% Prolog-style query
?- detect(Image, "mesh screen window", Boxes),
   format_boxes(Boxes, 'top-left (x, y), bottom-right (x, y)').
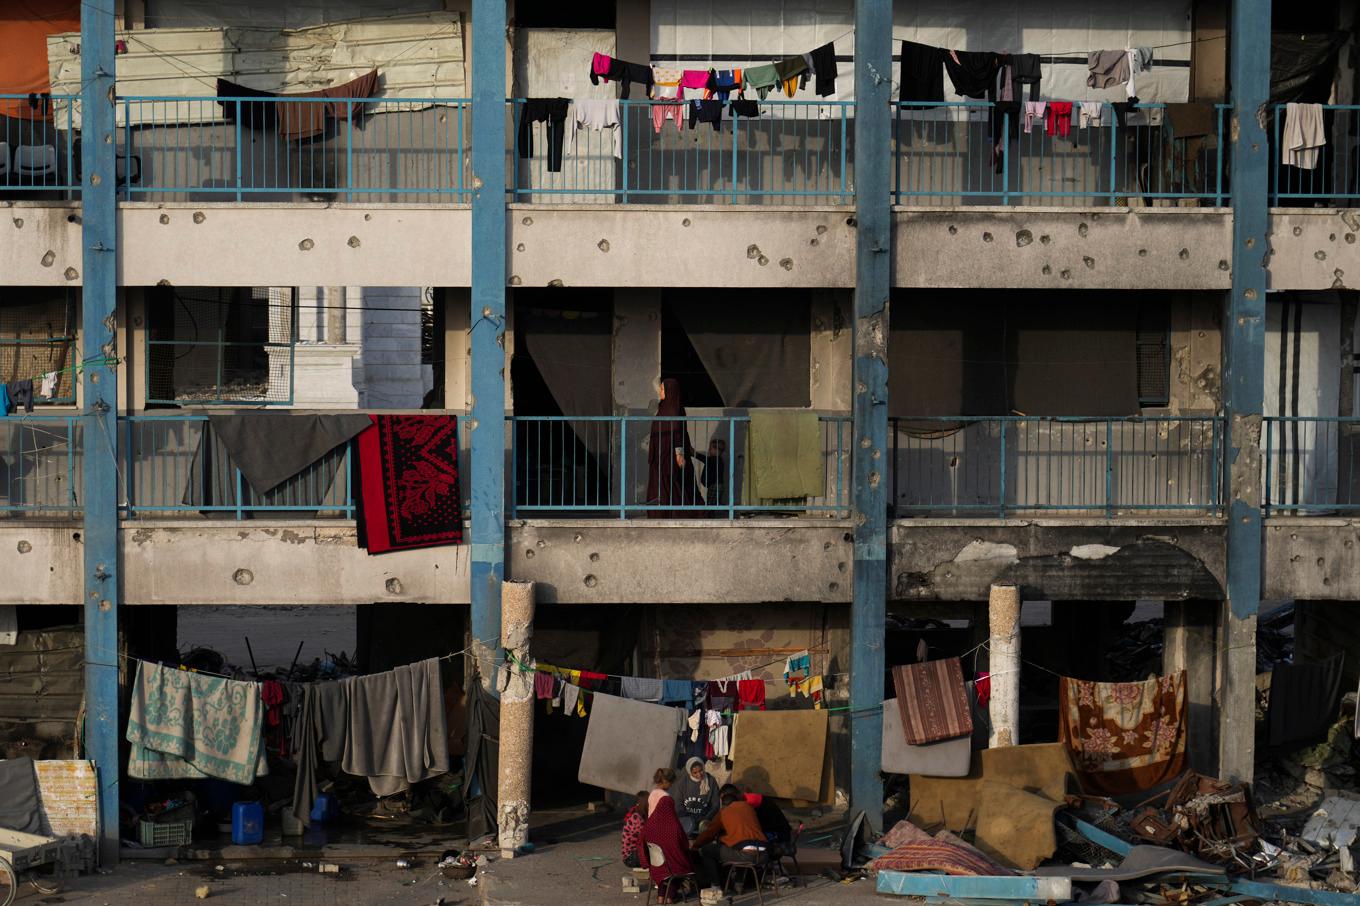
top-left (0, 290), bottom-right (78, 404)
top-left (146, 287), bottom-right (296, 405)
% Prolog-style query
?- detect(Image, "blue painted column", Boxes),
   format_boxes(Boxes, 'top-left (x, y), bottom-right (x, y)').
top-left (849, 0), bottom-right (893, 831)
top-left (79, 0), bottom-right (121, 864)
top-left (468, 0), bottom-right (507, 691)
top-left (1220, 0), bottom-right (1270, 782)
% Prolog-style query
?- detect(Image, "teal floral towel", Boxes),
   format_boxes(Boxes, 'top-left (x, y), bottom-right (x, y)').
top-left (127, 661), bottom-right (266, 784)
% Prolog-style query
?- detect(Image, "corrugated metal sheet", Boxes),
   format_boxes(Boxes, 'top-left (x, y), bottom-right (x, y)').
top-left (48, 12), bottom-right (464, 128)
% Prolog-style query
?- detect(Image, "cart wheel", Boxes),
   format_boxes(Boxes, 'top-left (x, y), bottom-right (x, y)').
top-left (29, 874), bottom-right (60, 895)
top-left (0, 856), bottom-right (15, 906)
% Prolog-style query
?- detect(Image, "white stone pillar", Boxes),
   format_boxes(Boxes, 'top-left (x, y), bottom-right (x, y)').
top-left (498, 579), bottom-right (535, 858)
top-left (988, 584), bottom-right (1021, 748)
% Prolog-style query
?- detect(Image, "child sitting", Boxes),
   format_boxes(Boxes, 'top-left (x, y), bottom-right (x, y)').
top-left (620, 790), bottom-right (648, 867)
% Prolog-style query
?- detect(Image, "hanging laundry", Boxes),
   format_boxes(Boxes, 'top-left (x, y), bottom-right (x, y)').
top-left (891, 657), bottom-right (972, 745)
top-left (534, 670), bottom-right (555, 700)
top-left (651, 67), bottom-right (684, 100)
top-left (621, 676), bottom-right (664, 702)
top-left (590, 53), bottom-right (653, 99)
top-left (1079, 102), bottom-right (1108, 129)
top-left (290, 677), bottom-right (350, 824)
top-left (573, 98), bottom-right (622, 158)
top-left (1283, 102), bottom-right (1326, 169)
top-left (342, 658), bottom-right (449, 798)
top-left (944, 50), bottom-right (1000, 100)
top-left (355, 415), bottom-right (462, 554)
top-left (737, 678), bottom-right (766, 711)
top-left (681, 69), bottom-right (713, 95)
top-left (1045, 101), bottom-right (1074, 138)
top-left (1086, 50), bottom-right (1130, 90)
top-left (707, 679), bottom-right (738, 712)
top-left (1023, 101), bottom-right (1048, 134)
top-left (900, 41), bottom-right (945, 104)
top-left (705, 69), bottom-right (743, 103)
top-left (743, 63), bottom-right (780, 100)
top-left (710, 720), bottom-right (731, 758)
top-left (772, 55), bottom-right (810, 98)
top-left (729, 99), bottom-right (760, 119)
top-left (39, 372), bottom-right (58, 399)
top-left (6, 380), bottom-right (33, 414)
top-left (1009, 53), bottom-right (1042, 101)
top-left (689, 99), bottom-right (724, 132)
top-left (0, 385), bottom-right (9, 417)
top-left (808, 42), bottom-right (837, 97)
top-left (974, 672), bottom-right (992, 708)
top-left (661, 679), bottom-right (691, 705)
top-left (784, 650), bottom-right (811, 687)
top-left (562, 682), bottom-right (581, 716)
top-left (216, 71), bottom-right (379, 141)
top-left (517, 97), bottom-right (570, 172)
top-left (1058, 671), bottom-right (1187, 795)
top-left (1124, 47), bottom-right (1153, 99)
top-left (725, 670), bottom-right (753, 682)
top-left (651, 100), bottom-right (685, 134)
top-left (127, 661), bottom-right (266, 785)
top-left (690, 680), bottom-right (708, 710)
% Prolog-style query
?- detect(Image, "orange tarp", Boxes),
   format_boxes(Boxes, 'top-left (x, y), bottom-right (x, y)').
top-left (0, 1), bottom-right (81, 120)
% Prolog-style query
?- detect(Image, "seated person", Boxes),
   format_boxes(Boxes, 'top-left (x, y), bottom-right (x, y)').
top-left (672, 757), bottom-right (719, 835)
top-left (639, 797), bottom-right (697, 904)
top-left (743, 791), bottom-right (792, 845)
top-left (690, 786), bottom-right (765, 888)
top-left (621, 790), bottom-right (648, 868)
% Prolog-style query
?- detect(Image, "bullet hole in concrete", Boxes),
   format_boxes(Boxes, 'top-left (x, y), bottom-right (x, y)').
top-left (845, 216), bottom-right (857, 227)
top-left (1077, 222), bottom-right (1089, 237)
top-left (947, 225), bottom-right (958, 235)
top-left (1329, 233), bottom-right (1337, 241)
top-left (1219, 259), bottom-right (1230, 271)
top-left (829, 582), bottom-right (839, 592)
top-left (548, 278), bottom-right (564, 286)
top-left (159, 213), bottom-right (170, 225)
top-left (298, 238), bottom-right (314, 251)
top-left (90, 174), bottom-right (101, 186)
top-left (522, 216), bottom-right (533, 226)
top-left (589, 552), bottom-right (600, 562)
top-left (1083, 256), bottom-right (1095, 270)
top-left (1346, 234), bottom-right (1356, 244)
top-left (1315, 250), bottom-right (1327, 261)
top-left (66, 213), bottom-right (80, 224)
top-left (1317, 557), bottom-right (1325, 567)
top-left (780, 258), bottom-right (793, 271)
top-left (1138, 248), bottom-right (1148, 257)
top-left (537, 539), bottom-right (547, 548)
top-left (100, 600), bottom-right (111, 612)
top-left (1060, 268), bottom-right (1072, 280)
top-left (838, 562), bottom-right (847, 573)
top-left (73, 532), bottom-right (81, 542)
top-left (1292, 226), bottom-right (1303, 236)
top-left (233, 568), bottom-right (254, 586)
top-left (1245, 288), bottom-right (1258, 300)
top-left (11, 218), bottom-right (22, 229)
top-left (810, 238), bottom-right (819, 246)
top-left (1015, 229), bottom-right (1033, 247)
top-left (681, 218), bottom-right (692, 227)
top-left (823, 541), bottom-right (832, 551)
top-left (510, 275), bottom-right (522, 285)
top-left (364, 213), bottom-right (372, 221)
top-left (1324, 577), bottom-right (1331, 586)
top-left (747, 244), bottom-right (761, 259)
top-left (1042, 264), bottom-right (1052, 275)
top-left (525, 549), bottom-right (535, 558)
top-left (757, 255), bottom-right (769, 266)
top-left (516, 243), bottom-right (525, 252)
top-left (347, 236), bottom-right (361, 248)
top-left (1040, 235), bottom-right (1051, 245)
top-left (860, 437), bottom-right (871, 448)
top-left (868, 470), bottom-right (880, 488)
top-left (386, 577), bottom-right (404, 595)
top-left (1245, 237), bottom-right (1255, 248)
top-left (583, 574), bottom-right (598, 588)
top-left (982, 232), bottom-right (993, 242)
top-left (63, 267), bottom-right (78, 280)
top-left (40, 250), bottom-right (55, 267)
top-left (157, 278), bottom-right (172, 286)
top-left (597, 239), bottom-right (610, 253)
top-left (1178, 248), bottom-right (1190, 260)
top-left (872, 448), bottom-right (881, 459)
top-left (16, 540), bottom-right (31, 554)
top-left (193, 211), bottom-right (205, 224)
top-left (843, 532), bottom-right (853, 543)
top-left (817, 225), bottom-right (827, 235)
top-left (573, 533), bottom-right (583, 543)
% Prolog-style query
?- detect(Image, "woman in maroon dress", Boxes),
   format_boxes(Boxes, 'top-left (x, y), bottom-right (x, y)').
top-left (645, 378), bottom-right (703, 517)
top-left (638, 794), bottom-right (697, 901)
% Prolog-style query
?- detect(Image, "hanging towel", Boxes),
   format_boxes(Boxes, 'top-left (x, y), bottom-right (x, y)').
top-left (808, 42), bottom-right (837, 97)
top-left (356, 415), bottom-right (462, 554)
top-left (1267, 653), bottom-right (1345, 747)
top-left (745, 410), bottom-right (824, 501)
top-left (737, 679), bottom-right (766, 711)
top-left (622, 676), bottom-right (665, 702)
top-left (944, 50), bottom-right (999, 100)
top-left (342, 658), bottom-right (449, 797)
top-left (205, 412), bottom-right (372, 496)
top-left (662, 679), bottom-right (692, 705)
top-left (573, 98), bottom-right (622, 158)
top-left (1058, 671), bottom-right (1187, 795)
top-left (1086, 50), bottom-right (1130, 90)
top-left (900, 41), bottom-right (945, 104)
top-left (651, 67), bottom-right (684, 100)
top-left (790, 674), bottom-right (824, 708)
top-left (891, 657), bottom-right (972, 745)
top-left (39, 371), bottom-right (59, 399)
top-left (1283, 102), bottom-right (1326, 169)
top-left (127, 661), bottom-right (266, 784)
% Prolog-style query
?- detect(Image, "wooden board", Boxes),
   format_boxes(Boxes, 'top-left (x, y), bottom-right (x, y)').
top-left (729, 710), bottom-right (828, 800)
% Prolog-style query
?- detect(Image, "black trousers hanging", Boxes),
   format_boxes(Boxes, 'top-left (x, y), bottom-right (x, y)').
top-left (517, 98), bottom-right (570, 172)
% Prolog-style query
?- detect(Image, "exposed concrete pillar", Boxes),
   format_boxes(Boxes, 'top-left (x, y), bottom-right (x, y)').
top-left (612, 288), bottom-right (662, 415)
top-left (443, 287), bottom-right (472, 410)
top-left (810, 290), bottom-right (852, 411)
top-left (1163, 600), bottom-right (1218, 774)
top-left (987, 584), bottom-right (1020, 748)
top-left (1219, 0), bottom-right (1271, 784)
top-left (498, 580), bottom-right (535, 858)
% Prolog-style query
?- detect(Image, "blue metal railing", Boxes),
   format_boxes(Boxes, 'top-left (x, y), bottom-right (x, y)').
top-left (890, 415), bottom-right (1223, 518)
top-left (120, 414), bottom-right (354, 518)
top-left (1270, 104), bottom-right (1360, 205)
top-left (1263, 416), bottom-right (1360, 513)
top-left (0, 416), bottom-right (81, 515)
top-left (893, 102), bottom-right (1228, 206)
top-left (509, 98), bottom-right (853, 204)
top-left (118, 96), bottom-right (470, 201)
top-left (0, 96), bottom-right (79, 194)
top-left (510, 414), bottom-right (851, 518)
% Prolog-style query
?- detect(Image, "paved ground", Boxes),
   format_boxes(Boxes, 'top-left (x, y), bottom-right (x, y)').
top-left (20, 807), bottom-right (886, 906)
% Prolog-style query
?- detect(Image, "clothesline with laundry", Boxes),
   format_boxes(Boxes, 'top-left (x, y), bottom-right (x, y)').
top-left (0, 354), bottom-right (120, 415)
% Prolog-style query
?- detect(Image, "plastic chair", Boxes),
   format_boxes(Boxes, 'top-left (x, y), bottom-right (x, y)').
top-left (14, 145), bottom-right (57, 184)
top-left (0, 142), bottom-right (11, 179)
top-left (722, 839), bottom-right (778, 904)
top-left (644, 842), bottom-right (696, 905)
top-left (774, 823), bottom-right (804, 885)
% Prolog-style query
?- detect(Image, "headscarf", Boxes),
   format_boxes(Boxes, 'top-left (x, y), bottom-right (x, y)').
top-left (684, 756), bottom-right (711, 796)
top-left (656, 377), bottom-right (686, 417)
top-left (639, 795), bottom-right (695, 888)
top-left (647, 787), bottom-right (670, 816)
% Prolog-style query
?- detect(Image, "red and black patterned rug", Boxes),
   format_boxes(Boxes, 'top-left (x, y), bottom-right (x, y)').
top-left (356, 415), bottom-right (462, 554)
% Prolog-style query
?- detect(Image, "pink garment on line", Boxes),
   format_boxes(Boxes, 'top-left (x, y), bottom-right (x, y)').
top-left (681, 69), bottom-right (711, 91)
top-left (1023, 101), bottom-right (1047, 134)
top-left (652, 100), bottom-right (685, 133)
top-left (1045, 101), bottom-right (1073, 138)
top-left (592, 52), bottom-right (613, 79)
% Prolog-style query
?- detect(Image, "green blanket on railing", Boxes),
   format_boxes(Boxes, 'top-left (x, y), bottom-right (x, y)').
top-left (743, 410), bottom-right (824, 504)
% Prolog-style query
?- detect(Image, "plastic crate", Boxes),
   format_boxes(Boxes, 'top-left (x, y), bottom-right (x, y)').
top-left (138, 816), bottom-right (192, 847)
